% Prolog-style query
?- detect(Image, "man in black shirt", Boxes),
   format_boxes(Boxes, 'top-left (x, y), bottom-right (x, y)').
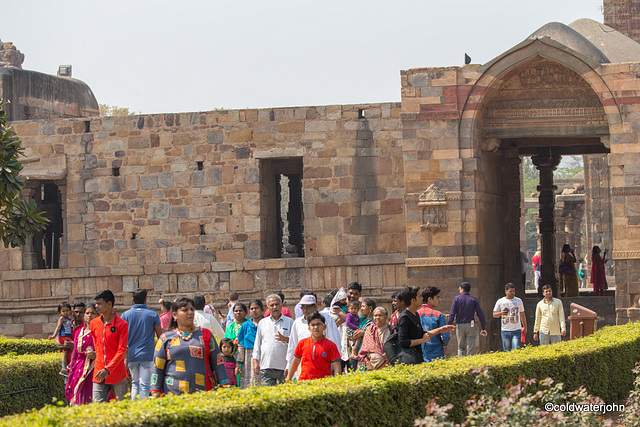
top-left (397, 286), bottom-right (454, 364)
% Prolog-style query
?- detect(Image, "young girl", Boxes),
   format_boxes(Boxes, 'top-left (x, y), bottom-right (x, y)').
top-left (220, 338), bottom-right (238, 387)
top-left (346, 300), bottom-right (362, 370)
top-left (49, 302), bottom-right (73, 375)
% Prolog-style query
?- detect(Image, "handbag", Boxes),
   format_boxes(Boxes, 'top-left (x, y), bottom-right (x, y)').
top-left (383, 332), bottom-right (422, 365)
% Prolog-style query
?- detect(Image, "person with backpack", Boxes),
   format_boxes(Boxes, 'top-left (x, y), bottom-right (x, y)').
top-left (150, 297), bottom-right (229, 396)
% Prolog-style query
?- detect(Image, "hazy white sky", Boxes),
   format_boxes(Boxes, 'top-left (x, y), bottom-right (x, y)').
top-left (4, 0), bottom-right (603, 114)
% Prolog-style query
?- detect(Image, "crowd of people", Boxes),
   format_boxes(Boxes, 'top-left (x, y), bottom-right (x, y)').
top-left (531, 244), bottom-right (609, 294)
top-left (50, 275), bottom-right (579, 406)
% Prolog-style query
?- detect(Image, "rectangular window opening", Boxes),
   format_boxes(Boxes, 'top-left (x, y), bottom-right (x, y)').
top-left (260, 158), bottom-right (304, 258)
top-left (112, 167), bottom-right (120, 176)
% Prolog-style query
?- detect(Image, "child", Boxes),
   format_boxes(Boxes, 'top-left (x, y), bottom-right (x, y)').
top-left (48, 302), bottom-right (73, 375)
top-left (345, 300), bottom-right (362, 370)
top-left (220, 338), bottom-right (238, 387)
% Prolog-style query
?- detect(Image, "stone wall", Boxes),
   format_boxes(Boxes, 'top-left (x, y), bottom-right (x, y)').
top-left (0, 103), bottom-right (408, 337)
top-left (604, 0), bottom-right (640, 44)
top-left (0, 67), bottom-right (99, 121)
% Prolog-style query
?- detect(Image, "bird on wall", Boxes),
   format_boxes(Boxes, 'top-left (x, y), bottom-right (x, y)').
top-left (464, 53), bottom-right (471, 64)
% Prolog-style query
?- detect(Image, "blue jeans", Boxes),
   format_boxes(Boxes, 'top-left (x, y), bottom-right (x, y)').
top-left (501, 330), bottom-right (521, 351)
top-left (129, 360), bottom-right (153, 400)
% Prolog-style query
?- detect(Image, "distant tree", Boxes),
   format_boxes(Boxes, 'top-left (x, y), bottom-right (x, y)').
top-left (0, 102), bottom-right (49, 247)
top-left (99, 104), bottom-right (137, 117)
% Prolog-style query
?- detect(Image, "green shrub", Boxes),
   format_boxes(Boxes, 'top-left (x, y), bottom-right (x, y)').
top-left (0, 322), bottom-right (639, 426)
top-left (415, 367), bottom-right (618, 426)
top-left (0, 336), bottom-right (58, 356)
top-left (0, 352), bottom-right (64, 417)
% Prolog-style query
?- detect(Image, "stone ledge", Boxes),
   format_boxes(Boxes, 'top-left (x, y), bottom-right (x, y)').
top-left (305, 253), bottom-right (406, 268)
top-left (406, 256), bottom-right (503, 267)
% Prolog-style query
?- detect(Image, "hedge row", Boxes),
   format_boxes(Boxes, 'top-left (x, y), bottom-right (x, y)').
top-left (0, 352), bottom-right (64, 417)
top-left (0, 336), bottom-right (58, 356)
top-left (1, 322), bottom-right (639, 426)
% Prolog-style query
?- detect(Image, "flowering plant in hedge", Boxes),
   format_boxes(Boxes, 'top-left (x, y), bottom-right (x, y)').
top-left (415, 366), bottom-right (616, 426)
top-left (0, 322), bottom-right (639, 426)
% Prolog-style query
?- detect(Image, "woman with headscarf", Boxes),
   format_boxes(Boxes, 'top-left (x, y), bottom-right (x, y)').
top-left (235, 299), bottom-right (264, 389)
top-left (358, 306), bottom-right (390, 370)
top-left (559, 244), bottom-right (579, 297)
top-left (591, 246), bottom-right (608, 296)
top-left (65, 303), bottom-right (99, 405)
top-left (150, 297), bottom-right (229, 397)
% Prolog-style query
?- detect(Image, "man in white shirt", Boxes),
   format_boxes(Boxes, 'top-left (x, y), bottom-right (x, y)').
top-left (492, 283), bottom-right (527, 351)
top-left (193, 294), bottom-right (225, 340)
top-left (533, 284), bottom-right (566, 345)
top-left (252, 294), bottom-right (293, 386)
top-left (286, 294), bottom-right (341, 372)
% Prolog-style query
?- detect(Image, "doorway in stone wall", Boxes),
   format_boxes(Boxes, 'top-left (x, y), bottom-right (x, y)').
top-left (476, 58), bottom-right (614, 299)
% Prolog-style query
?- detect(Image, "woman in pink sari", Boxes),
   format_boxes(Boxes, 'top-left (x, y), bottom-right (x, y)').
top-left (358, 307), bottom-right (390, 370)
top-left (65, 303), bottom-right (99, 405)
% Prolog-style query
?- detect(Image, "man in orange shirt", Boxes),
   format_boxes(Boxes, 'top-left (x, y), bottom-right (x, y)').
top-left (286, 311), bottom-right (341, 381)
top-left (90, 289), bottom-right (129, 402)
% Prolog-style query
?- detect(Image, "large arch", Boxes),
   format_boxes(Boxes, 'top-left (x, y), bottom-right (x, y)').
top-left (458, 35), bottom-right (617, 305)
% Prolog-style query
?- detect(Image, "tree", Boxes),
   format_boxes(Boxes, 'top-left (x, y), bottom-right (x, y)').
top-left (0, 101), bottom-right (49, 247)
top-left (99, 104), bottom-right (137, 116)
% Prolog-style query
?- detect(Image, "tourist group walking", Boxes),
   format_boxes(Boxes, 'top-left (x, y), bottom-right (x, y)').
top-left (53, 273), bottom-right (575, 405)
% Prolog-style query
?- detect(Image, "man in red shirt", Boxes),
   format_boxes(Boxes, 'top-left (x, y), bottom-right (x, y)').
top-left (90, 289), bottom-right (129, 402)
top-left (286, 311), bottom-right (341, 381)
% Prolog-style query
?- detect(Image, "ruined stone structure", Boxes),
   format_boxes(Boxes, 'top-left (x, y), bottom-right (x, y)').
top-left (2, 5), bottom-right (640, 352)
top-left (0, 41), bottom-right (98, 122)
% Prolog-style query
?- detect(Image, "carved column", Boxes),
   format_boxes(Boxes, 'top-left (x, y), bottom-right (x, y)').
top-left (565, 215), bottom-right (576, 253)
top-left (532, 153), bottom-right (561, 296)
top-left (556, 214), bottom-right (567, 256)
top-left (21, 185), bottom-right (39, 270)
top-left (504, 149), bottom-right (523, 294)
top-left (532, 211), bottom-right (542, 252)
top-left (58, 183), bottom-right (68, 269)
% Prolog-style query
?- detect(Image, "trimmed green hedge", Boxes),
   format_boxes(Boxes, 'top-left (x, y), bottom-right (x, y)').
top-left (1, 322), bottom-right (639, 426)
top-left (0, 352), bottom-right (64, 417)
top-left (0, 336), bottom-right (58, 356)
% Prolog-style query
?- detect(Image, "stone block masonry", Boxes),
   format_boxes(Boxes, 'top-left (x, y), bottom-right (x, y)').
top-left (0, 103), bottom-right (407, 338)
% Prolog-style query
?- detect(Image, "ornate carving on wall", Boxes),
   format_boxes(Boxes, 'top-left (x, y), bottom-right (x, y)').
top-left (405, 256), bottom-right (503, 267)
top-left (612, 251), bottom-right (640, 260)
top-left (418, 184), bottom-right (447, 230)
top-left (483, 61), bottom-right (607, 131)
top-left (611, 186), bottom-right (640, 196)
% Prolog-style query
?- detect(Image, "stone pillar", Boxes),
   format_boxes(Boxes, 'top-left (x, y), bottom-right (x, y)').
top-left (504, 149), bottom-right (524, 295)
top-left (565, 216), bottom-right (576, 253)
top-left (556, 213), bottom-right (567, 257)
top-left (532, 211), bottom-right (542, 252)
top-left (20, 186), bottom-right (39, 270)
top-left (58, 184), bottom-right (68, 269)
top-left (532, 153), bottom-right (561, 296)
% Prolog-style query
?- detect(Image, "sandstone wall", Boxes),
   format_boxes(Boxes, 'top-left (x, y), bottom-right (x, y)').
top-left (0, 103), bottom-right (407, 338)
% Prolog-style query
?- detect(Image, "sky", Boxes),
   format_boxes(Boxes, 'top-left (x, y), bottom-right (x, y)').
top-left (4, 0), bottom-right (603, 115)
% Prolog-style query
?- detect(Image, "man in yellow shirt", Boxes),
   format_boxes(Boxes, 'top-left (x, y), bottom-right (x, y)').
top-left (533, 284), bottom-right (566, 345)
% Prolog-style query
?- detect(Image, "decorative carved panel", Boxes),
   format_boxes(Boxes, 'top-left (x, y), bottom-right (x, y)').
top-left (418, 184), bottom-right (447, 230)
top-left (483, 61), bottom-right (607, 133)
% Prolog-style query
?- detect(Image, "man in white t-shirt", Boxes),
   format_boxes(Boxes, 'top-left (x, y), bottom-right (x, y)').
top-left (492, 283), bottom-right (526, 351)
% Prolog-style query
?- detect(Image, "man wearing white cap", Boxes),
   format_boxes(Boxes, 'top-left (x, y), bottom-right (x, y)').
top-left (285, 294), bottom-right (341, 375)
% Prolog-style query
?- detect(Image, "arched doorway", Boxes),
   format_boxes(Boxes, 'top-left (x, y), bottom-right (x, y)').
top-left (470, 55), bottom-right (614, 301)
